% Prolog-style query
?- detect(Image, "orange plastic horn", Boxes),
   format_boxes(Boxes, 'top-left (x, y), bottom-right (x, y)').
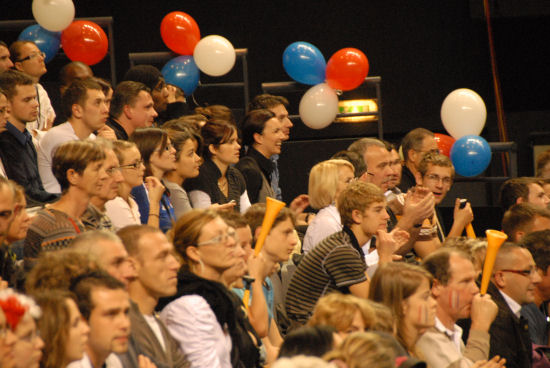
top-left (243, 197), bottom-right (286, 310)
top-left (479, 229), bottom-right (508, 295)
top-left (465, 223), bottom-right (476, 239)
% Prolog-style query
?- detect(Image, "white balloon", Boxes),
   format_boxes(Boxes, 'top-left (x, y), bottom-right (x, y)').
top-left (299, 83), bottom-right (339, 130)
top-left (32, 0), bottom-right (75, 32)
top-left (193, 35), bottom-right (236, 77)
top-left (440, 88), bottom-right (487, 139)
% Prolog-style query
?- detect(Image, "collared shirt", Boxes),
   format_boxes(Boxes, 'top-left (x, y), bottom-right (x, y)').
top-left (434, 317), bottom-right (464, 353)
top-left (499, 289), bottom-right (522, 318)
top-left (6, 121), bottom-right (32, 145)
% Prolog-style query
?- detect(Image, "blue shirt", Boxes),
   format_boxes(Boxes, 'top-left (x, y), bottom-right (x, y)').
top-left (131, 183), bottom-right (176, 233)
top-left (233, 277), bottom-right (274, 323)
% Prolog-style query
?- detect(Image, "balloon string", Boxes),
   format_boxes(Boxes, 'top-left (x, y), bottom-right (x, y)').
top-left (483, 0), bottom-right (509, 176)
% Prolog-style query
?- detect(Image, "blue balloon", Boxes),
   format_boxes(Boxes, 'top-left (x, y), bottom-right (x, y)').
top-left (450, 135), bottom-right (492, 177)
top-left (18, 25), bottom-right (60, 63)
top-left (283, 41), bottom-right (326, 85)
top-left (162, 56), bottom-right (200, 96)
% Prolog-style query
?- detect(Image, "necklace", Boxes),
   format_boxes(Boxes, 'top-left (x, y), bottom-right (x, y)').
top-left (218, 178), bottom-right (228, 189)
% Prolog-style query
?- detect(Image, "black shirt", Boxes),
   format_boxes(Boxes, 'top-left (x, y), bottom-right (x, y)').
top-left (106, 117), bottom-right (129, 140)
top-left (235, 148), bottom-right (274, 204)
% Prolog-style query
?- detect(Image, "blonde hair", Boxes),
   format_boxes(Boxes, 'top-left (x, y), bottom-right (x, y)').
top-left (309, 160), bottom-right (354, 209)
top-left (337, 181), bottom-right (385, 228)
top-left (323, 332), bottom-right (396, 368)
top-left (308, 293), bottom-right (375, 333)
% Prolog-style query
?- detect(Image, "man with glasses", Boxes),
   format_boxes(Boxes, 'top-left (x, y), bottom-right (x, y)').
top-left (37, 78), bottom-right (109, 193)
top-left (487, 243), bottom-right (541, 368)
top-left (0, 70), bottom-right (58, 206)
top-left (10, 40), bottom-right (55, 133)
top-left (107, 81), bottom-right (157, 140)
top-left (414, 152), bottom-right (473, 258)
top-left (399, 128), bottom-right (439, 193)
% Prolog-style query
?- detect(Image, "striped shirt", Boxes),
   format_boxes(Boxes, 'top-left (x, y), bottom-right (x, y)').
top-left (285, 227), bottom-right (368, 325)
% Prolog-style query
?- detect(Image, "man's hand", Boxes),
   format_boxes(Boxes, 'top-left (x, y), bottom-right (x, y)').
top-left (376, 228), bottom-right (409, 264)
top-left (453, 198), bottom-right (474, 228)
top-left (471, 356), bottom-right (506, 368)
top-left (400, 187), bottom-right (435, 228)
top-left (289, 194), bottom-right (309, 215)
top-left (247, 253), bottom-right (268, 281)
top-left (470, 294), bottom-right (498, 332)
top-left (138, 355), bottom-right (157, 368)
top-left (97, 125), bottom-right (117, 141)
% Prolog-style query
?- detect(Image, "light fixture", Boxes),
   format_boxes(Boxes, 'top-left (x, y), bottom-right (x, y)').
top-left (336, 99), bottom-right (378, 123)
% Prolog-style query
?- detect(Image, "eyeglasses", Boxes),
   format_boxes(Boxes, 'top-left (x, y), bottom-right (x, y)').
top-left (119, 160), bottom-right (144, 170)
top-left (425, 174), bottom-right (452, 185)
top-left (105, 166), bottom-right (123, 176)
top-left (197, 228), bottom-right (236, 247)
top-left (16, 51), bottom-right (45, 62)
top-left (500, 268), bottom-right (538, 278)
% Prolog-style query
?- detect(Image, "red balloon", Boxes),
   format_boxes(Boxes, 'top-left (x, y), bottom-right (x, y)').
top-left (434, 133), bottom-right (456, 157)
top-left (160, 11), bottom-right (200, 55)
top-left (325, 48), bottom-right (369, 91)
top-left (61, 21), bottom-right (108, 66)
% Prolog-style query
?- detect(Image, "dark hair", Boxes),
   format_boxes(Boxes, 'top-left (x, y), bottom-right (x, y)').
top-left (110, 81), bottom-right (151, 119)
top-left (117, 224), bottom-right (161, 257)
top-left (499, 177), bottom-right (538, 210)
top-left (69, 270), bottom-right (126, 320)
top-left (421, 248), bottom-right (472, 285)
top-left (0, 69), bottom-right (34, 100)
top-left (163, 115), bottom-right (205, 134)
top-left (52, 140), bottom-right (106, 192)
top-left (90, 76), bottom-right (112, 96)
top-left (401, 128), bottom-right (434, 162)
top-left (241, 109), bottom-right (275, 147)
top-left (195, 105), bottom-right (236, 125)
top-left (0, 41), bottom-right (7, 48)
top-left (501, 202), bottom-right (550, 241)
top-left (201, 119), bottom-right (237, 159)
top-left (520, 229), bottom-right (550, 273)
top-left (278, 325), bottom-right (335, 359)
top-left (165, 127), bottom-right (203, 160)
top-left (9, 40), bottom-right (33, 63)
top-left (122, 65), bottom-right (163, 91)
top-left (248, 94), bottom-right (289, 111)
top-left (332, 150), bottom-right (367, 178)
top-left (130, 127), bottom-right (169, 177)
top-left (61, 78), bottom-right (103, 118)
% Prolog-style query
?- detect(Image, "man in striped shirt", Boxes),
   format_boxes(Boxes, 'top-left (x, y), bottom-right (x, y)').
top-left (285, 181), bottom-right (408, 326)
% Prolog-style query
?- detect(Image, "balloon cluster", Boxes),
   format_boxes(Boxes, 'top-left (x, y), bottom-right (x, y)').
top-left (282, 41), bottom-right (369, 129)
top-left (437, 88), bottom-right (492, 177)
top-left (22, 0), bottom-right (108, 66)
top-left (159, 11), bottom-right (236, 96)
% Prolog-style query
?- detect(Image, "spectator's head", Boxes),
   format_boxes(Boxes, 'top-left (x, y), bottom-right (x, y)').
top-left (130, 127), bottom-right (176, 177)
top-left (309, 293), bottom-right (375, 340)
top-left (112, 140), bottom-right (146, 190)
top-left (0, 69), bottom-right (38, 125)
top-left (492, 243), bottom-right (541, 305)
top-left (323, 331), bottom-right (396, 368)
top-left (422, 248), bottom-right (478, 323)
top-left (520, 230), bottom-right (550, 304)
top-left (195, 105), bottom-right (236, 126)
top-left (165, 127), bottom-right (202, 181)
top-left (278, 325), bottom-right (335, 359)
top-left (241, 109), bottom-right (284, 159)
top-left (0, 41), bottom-right (14, 72)
top-left (415, 152), bottom-right (454, 205)
top-left (244, 203), bottom-right (297, 262)
top-left (501, 202), bottom-right (550, 243)
top-left (0, 289), bottom-right (44, 368)
top-left (52, 140), bottom-right (107, 194)
top-left (536, 150), bottom-right (550, 178)
top-left (248, 94), bottom-right (292, 140)
top-left (0, 177), bottom-right (16, 243)
top-left (70, 230), bottom-right (137, 287)
top-left (33, 290), bottom-right (89, 368)
top-left (442, 237), bottom-right (487, 276)
top-left (384, 141), bottom-right (402, 189)
top-left (308, 159), bottom-right (355, 209)
top-left (59, 61), bottom-right (93, 95)
top-left (91, 139), bottom-right (124, 203)
top-left (218, 211), bottom-right (253, 260)
top-left (10, 40), bottom-right (46, 81)
top-left (401, 128), bottom-right (437, 169)
top-left (90, 77), bottom-right (113, 111)
top-left (0, 89), bottom-right (9, 133)
top-left (369, 262), bottom-right (435, 351)
top-left (61, 78), bottom-right (108, 132)
top-left (110, 81), bottom-right (157, 132)
top-left (201, 120), bottom-right (240, 166)
top-left (163, 114), bottom-right (207, 132)
top-left (122, 65), bottom-right (168, 113)
top-left (5, 181), bottom-right (31, 244)
top-left (500, 177), bottom-right (549, 210)
top-left (337, 181), bottom-right (387, 237)
top-left (118, 225), bottom-right (180, 299)
top-left (69, 271), bottom-right (130, 360)
top-left (331, 150), bottom-right (367, 179)
top-left (348, 138), bottom-right (394, 191)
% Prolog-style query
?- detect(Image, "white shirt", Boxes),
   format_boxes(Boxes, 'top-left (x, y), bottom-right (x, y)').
top-left (105, 196), bottom-right (141, 231)
top-left (143, 314), bottom-right (166, 352)
top-left (28, 83), bottom-right (55, 132)
top-left (302, 204), bottom-right (342, 253)
top-left (66, 352), bottom-right (122, 368)
top-left (361, 238), bottom-right (380, 277)
top-left (37, 122), bottom-right (95, 193)
top-left (434, 316), bottom-right (464, 353)
top-left (160, 294), bottom-right (232, 368)
top-left (188, 189), bottom-right (252, 214)
top-left (499, 289), bottom-right (522, 318)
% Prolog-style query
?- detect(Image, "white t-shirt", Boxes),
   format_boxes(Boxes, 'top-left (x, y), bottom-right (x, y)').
top-left (143, 314), bottom-right (167, 352)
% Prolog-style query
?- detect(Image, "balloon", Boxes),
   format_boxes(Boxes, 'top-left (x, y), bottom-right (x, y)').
top-left (61, 21), bottom-right (108, 65)
top-left (441, 88), bottom-right (487, 139)
top-left (32, 0), bottom-right (75, 32)
top-left (160, 12), bottom-right (200, 55)
top-left (450, 135), bottom-right (491, 177)
top-left (299, 83), bottom-right (339, 129)
top-left (18, 25), bottom-right (60, 63)
top-left (326, 48), bottom-right (369, 91)
top-left (193, 35), bottom-right (236, 77)
top-left (162, 56), bottom-right (200, 96)
top-left (434, 133), bottom-right (455, 158)
top-left (282, 42), bottom-right (326, 85)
